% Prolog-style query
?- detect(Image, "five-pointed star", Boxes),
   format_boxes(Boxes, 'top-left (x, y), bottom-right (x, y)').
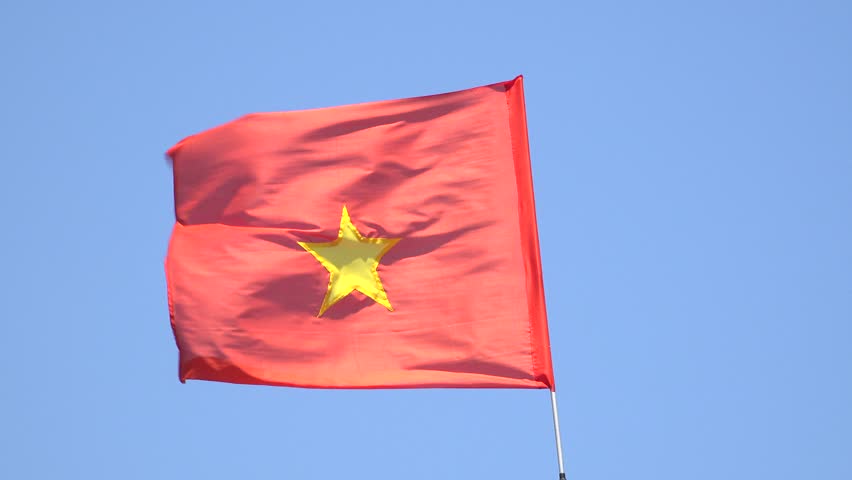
top-left (298, 206), bottom-right (400, 317)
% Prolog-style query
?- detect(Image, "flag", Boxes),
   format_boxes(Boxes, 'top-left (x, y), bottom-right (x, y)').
top-left (166, 76), bottom-right (554, 389)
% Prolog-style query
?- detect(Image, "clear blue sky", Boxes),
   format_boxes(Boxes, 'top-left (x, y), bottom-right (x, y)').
top-left (2, 1), bottom-right (850, 479)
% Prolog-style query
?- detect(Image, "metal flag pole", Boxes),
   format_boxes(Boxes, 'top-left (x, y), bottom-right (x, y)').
top-left (550, 390), bottom-right (567, 480)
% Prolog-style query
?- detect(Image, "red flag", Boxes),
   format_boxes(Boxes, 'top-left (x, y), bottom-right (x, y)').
top-left (166, 76), bottom-right (554, 389)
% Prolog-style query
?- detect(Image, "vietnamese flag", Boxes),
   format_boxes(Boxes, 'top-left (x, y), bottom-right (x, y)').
top-left (166, 76), bottom-right (554, 389)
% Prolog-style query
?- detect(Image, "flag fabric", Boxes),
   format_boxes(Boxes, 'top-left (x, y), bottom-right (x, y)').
top-left (166, 76), bottom-right (554, 389)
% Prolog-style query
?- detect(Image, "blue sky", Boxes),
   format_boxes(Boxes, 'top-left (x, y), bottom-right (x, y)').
top-left (2, 1), bottom-right (851, 479)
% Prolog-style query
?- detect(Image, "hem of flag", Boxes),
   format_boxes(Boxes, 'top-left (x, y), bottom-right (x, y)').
top-left (504, 75), bottom-right (555, 391)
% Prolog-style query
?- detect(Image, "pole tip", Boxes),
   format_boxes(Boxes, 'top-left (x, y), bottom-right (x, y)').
top-left (559, 474), bottom-right (566, 480)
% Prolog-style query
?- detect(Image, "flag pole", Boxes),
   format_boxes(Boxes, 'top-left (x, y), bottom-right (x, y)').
top-left (550, 390), bottom-right (567, 480)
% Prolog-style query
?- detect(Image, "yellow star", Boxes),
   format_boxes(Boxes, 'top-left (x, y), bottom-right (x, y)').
top-left (298, 206), bottom-right (400, 317)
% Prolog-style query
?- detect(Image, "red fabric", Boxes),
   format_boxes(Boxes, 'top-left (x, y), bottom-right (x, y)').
top-left (166, 76), bottom-right (554, 389)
